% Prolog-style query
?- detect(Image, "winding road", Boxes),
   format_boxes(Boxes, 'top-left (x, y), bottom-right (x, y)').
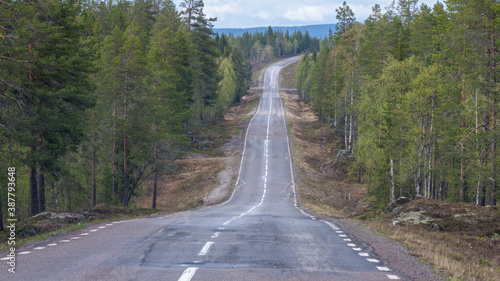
top-left (1, 57), bottom-right (406, 280)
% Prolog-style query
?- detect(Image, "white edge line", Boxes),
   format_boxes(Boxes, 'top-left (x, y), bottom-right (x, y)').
top-left (178, 267), bottom-right (198, 281)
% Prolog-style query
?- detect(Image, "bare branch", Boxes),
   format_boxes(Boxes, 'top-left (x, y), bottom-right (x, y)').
top-left (439, 124), bottom-right (486, 161)
top-left (0, 56), bottom-right (30, 63)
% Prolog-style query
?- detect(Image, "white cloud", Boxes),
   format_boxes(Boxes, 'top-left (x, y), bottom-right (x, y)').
top-left (256, 11), bottom-right (273, 20)
top-left (172, 0), bottom-right (442, 28)
top-left (284, 6), bottom-right (332, 23)
top-left (349, 4), bottom-right (377, 20)
top-left (204, 4), bottom-right (242, 20)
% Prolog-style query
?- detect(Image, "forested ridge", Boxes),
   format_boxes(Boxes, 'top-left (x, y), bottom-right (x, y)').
top-left (214, 24), bottom-right (334, 43)
top-left (0, 0), bottom-right (319, 229)
top-left (296, 0), bottom-right (499, 208)
top-left (215, 26), bottom-right (320, 67)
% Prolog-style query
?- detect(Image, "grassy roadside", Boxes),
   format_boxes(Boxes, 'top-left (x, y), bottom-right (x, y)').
top-left (279, 60), bottom-right (500, 281)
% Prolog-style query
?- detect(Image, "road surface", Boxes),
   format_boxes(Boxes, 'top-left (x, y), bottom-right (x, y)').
top-left (1, 57), bottom-right (405, 280)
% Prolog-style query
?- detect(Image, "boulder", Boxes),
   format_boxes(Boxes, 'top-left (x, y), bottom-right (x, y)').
top-left (387, 197), bottom-right (412, 212)
top-left (336, 150), bottom-right (351, 158)
top-left (391, 206), bottom-right (404, 215)
top-left (397, 211), bottom-right (432, 225)
top-left (431, 223), bottom-right (444, 231)
top-left (32, 212), bottom-right (58, 220)
top-left (21, 228), bottom-right (37, 238)
top-left (31, 212), bottom-right (85, 223)
top-left (55, 213), bottom-right (85, 223)
top-left (393, 220), bottom-right (402, 227)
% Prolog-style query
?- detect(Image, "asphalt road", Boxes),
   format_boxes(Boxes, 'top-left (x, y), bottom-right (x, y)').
top-left (1, 57), bottom-right (406, 280)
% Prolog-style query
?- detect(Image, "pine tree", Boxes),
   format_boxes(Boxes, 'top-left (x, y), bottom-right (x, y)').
top-left (1, 0), bottom-right (95, 215)
top-left (335, 1), bottom-right (355, 36)
top-left (180, 0), bottom-right (220, 120)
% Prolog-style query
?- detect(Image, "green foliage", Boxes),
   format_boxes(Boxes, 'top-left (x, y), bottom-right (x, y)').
top-left (299, 1), bottom-right (500, 208)
top-left (0, 0), bottom-right (254, 224)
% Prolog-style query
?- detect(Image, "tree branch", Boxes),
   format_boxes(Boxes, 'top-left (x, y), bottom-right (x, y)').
top-left (0, 56), bottom-right (30, 63)
top-left (439, 124), bottom-right (486, 161)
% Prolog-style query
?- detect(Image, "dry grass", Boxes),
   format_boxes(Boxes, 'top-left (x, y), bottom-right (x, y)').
top-left (369, 222), bottom-right (500, 281)
top-left (136, 158), bottom-right (226, 211)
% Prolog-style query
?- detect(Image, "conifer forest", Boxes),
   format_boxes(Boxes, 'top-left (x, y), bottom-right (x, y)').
top-left (0, 0), bottom-right (320, 226)
top-left (296, 0), bottom-right (499, 208)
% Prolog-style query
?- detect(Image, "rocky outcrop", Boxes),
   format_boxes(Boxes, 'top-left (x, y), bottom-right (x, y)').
top-left (32, 212), bottom-right (85, 223)
top-left (387, 197), bottom-right (412, 212)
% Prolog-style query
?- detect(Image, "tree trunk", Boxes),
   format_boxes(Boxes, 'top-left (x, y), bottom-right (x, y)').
top-left (416, 117), bottom-right (424, 197)
top-left (477, 180), bottom-right (485, 206)
top-left (348, 88), bottom-right (353, 152)
top-left (487, 17), bottom-right (497, 205)
top-left (460, 72), bottom-right (467, 203)
top-left (123, 70), bottom-right (129, 207)
top-left (427, 107), bottom-right (435, 199)
top-left (113, 91), bottom-right (119, 198)
top-left (38, 166), bottom-right (45, 213)
top-left (490, 30), bottom-right (497, 205)
top-left (390, 158), bottom-right (395, 203)
top-left (460, 143), bottom-right (467, 202)
top-left (152, 141), bottom-right (158, 210)
top-left (491, 95), bottom-right (497, 205)
top-left (29, 144), bottom-right (39, 216)
top-left (92, 109), bottom-right (97, 207)
top-left (0, 191), bottom-right (4, 231)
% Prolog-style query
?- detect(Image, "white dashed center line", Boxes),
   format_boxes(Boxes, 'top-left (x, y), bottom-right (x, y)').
top-left (178, 267), bottom-right (198, 281)
top-left (198, 241), bottom-right (214, 256)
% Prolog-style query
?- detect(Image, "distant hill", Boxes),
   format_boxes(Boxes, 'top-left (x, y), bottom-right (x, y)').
top-left (213, 24), bottom-right (337, 39)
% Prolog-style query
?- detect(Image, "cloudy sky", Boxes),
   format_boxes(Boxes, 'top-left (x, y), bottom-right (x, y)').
top-left (171, 0), bottom-right (441, 28)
